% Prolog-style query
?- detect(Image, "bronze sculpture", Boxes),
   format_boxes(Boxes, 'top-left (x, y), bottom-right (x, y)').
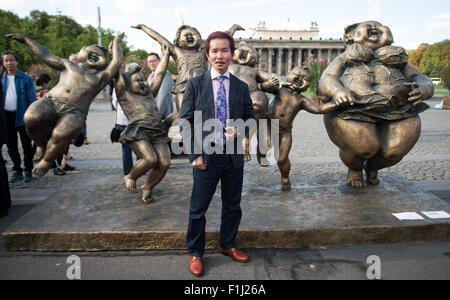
top-left (115, 46), bottom-right (177, 204)
top-left (229, 41), bottom-right (280, 166)
top-left (5, 33), bottom-right (124, 177)
top-left (318, 21), bottom-right (434, 188)
top-left (131, 24), bottom-right (244, 111)
top-left (269, 66), bottom-right (343, 190)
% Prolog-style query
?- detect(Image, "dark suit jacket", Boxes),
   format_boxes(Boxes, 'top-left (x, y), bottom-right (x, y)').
top-left (179, 69), bottom-right (255, 169)
top-left (0, 71), bottom-right (6, 147)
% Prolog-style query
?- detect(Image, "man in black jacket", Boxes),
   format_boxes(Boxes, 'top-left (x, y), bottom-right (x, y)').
top-left (179, 31), bottom-right (255, 277)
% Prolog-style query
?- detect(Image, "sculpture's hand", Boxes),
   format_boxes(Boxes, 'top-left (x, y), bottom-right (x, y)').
top-left (405, 82), bottom-right (425, 105)
top-left (233, 24), bottom-right (245, 32)
top-left (5, 33), bottom-right (26, 43)
top-left (117, 32), bottom-right (125, 43)
top-left (333, 89), bottom-right (355, 106)
top-left (131, 24), bottom-right (143, 30)
top-left (161, 44), bottom-right (170, 56)
top-left (268, 76), bottom-right (280, 88)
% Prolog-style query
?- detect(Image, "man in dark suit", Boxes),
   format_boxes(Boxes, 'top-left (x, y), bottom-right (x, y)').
top-left (179, 31), bottom-right (255, 277)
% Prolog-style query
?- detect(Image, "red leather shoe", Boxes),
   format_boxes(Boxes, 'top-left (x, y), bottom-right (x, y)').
top-left (219, 248), bottom-right (249, 263)
top-left (189, 256), bottom-right (203, 277)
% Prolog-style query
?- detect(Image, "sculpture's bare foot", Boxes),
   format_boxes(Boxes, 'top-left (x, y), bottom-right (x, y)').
top-left (33, 147), bottom-right (45, 162)
top-left (33, 160), bottom-right (52, 177)
top-left (244, 152), bottom-right (251, 163)
top-left (347, 170), bottom-right (366, 188)
top-left (141, 188), bottom-right (153, 205)
top-left (124, 176), bottom-right (137, 193)
top-left (282, 181), bottom-right (291, 191)
top-left (257, 154), bottom-right (270, 167)
top-left (364, 165), bottom-right (380, 185)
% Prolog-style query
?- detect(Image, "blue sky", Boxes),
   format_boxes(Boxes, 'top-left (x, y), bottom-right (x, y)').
top-left (1, 0), bottom-right (449, 53)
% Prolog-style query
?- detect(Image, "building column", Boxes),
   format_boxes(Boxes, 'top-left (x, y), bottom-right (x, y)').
top-left (287, 48), bottom-right (293, 72)
top-left (277, 48), bottom-right (283, 75)
top-left (268, 48), bottom-right (273, 73)
top-left (327, 49), bottom-right (332, 64)
top-left (308, 48), bottom-right (312, 58)
top-left (298, 49), bottom-right (303, 66)
top-left (258, 48), bottom-right (263, 70)
top-left (318, 49), bottom-right (322, 58)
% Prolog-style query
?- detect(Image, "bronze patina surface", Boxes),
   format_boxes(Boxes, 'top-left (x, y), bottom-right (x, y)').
top-left (5, 33), bottom-right (124, 177)
top-left (318, 21), bottom-right (434, 188)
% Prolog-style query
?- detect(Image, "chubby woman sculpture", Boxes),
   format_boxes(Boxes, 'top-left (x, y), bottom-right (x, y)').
top-left (318, 21), bottom-right (434, 188)
top-left (115, 46), bottom-right (177, 204)
top-left (132, 23), bottom-right (244, 111)
top-left (229, 41), bottom-right (280, 166)
top-left (5, 33), bottom-right (124, 176)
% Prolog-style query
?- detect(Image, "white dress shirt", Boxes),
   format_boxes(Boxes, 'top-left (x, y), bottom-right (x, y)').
top-left (4, 75), bottom-right (17, 111)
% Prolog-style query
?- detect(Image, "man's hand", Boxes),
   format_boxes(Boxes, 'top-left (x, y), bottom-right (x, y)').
top-left (193, 156), bottom-right (207, 170)
top-left (225, 127), bottom-right (238, 141)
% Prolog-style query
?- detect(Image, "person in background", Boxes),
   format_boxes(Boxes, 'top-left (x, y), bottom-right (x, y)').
top-left (112, 84), bottom-right (133, 176)
top-left (0, 63), bottom-right (12, 217)
top-left (147, 52), bottom-right (174, 118)
top-left (1, 50), bottom-right (36, 183)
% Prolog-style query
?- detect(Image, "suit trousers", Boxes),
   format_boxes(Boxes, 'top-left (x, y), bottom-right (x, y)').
top-left (5, 111), bottom-right (33, 173)
top-left (187, 154), bottom-right (244, 257)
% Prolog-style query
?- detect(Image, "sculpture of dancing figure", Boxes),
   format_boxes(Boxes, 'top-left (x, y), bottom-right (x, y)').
top-left (5, 33), bottom-right (124, 176)
top-left (269, 66), bottom-right (344, 190)
top-left (132, 23), bottom-right (244, 111)
top-left (318, 21), bottom-right (434, 187)
top-left (115, 46), bottom-right (178, 204)
top-left (229, 41), bottom-right (280, 166)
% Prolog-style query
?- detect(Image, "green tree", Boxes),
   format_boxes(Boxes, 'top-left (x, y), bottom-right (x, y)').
top-left (419, 40), bottom-right (450, 77)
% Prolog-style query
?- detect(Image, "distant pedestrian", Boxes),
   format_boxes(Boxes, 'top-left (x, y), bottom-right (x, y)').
top-left (0, 63), bottom-right (12, 217)
top-left (1, 50), bottom-right (36, 183)
top-left (147, 53), bottom-right (174, 118)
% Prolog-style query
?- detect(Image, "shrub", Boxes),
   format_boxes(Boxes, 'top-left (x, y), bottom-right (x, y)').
top-left (302, 54), bottom-right (328, 94)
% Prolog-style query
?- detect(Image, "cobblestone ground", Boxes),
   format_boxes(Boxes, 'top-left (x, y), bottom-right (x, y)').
top-left (3, 99), bottom-right (450, 191)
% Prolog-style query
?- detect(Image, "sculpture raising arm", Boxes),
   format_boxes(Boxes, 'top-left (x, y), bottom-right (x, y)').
top-left (5, 33), bottom-right (65, 71)
top-left (104, 33), bottom-right (125, 83)
top-left (150, 45), bottom-right (170, 97)
top-left (226, 24), bottom-right (245, 36)
top-left (132, 24), bottom-right (176, 57)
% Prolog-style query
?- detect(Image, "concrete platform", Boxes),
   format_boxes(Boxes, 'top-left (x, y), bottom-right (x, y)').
top-left (2, 163), bottom-right (449, 251)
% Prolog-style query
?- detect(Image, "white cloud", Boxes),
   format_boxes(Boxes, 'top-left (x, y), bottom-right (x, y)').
top-left (114, 0), bottom-right (145, 14)
top-left (0, 0), bottom-right (26, 10)
top-left (426, 20), bottom-right (450, 32)
top-left (366, 0), bottom-right (382, 20)
top-left (426, 11), bottom-right (450, 32)
top-left (434, 12), bottom-right (450, 20)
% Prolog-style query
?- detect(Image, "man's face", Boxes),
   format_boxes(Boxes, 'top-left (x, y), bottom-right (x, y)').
top-left (147, 55), bottom-right (160, 73)
top-left (3, 54), bottom-right (18, 74)
top-left (206, 38), bottom-right (232, 75)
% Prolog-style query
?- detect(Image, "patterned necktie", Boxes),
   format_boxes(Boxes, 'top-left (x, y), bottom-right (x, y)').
top-left (216, 75), bottom-right (227, 144)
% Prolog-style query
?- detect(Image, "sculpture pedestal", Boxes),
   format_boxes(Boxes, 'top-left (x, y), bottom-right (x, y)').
top-left (443, 95), bottom-right (450, 110)
top-left (2, 163), bottom-right (449, 251)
